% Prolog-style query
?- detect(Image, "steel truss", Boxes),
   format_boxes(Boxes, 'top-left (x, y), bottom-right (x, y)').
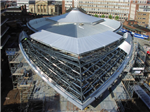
top-left (21, 37), bottom-right (127, 103)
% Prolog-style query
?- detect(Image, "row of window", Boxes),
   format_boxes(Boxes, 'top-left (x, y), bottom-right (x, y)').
top-left (89, 11), bottom-right (128, 16)
top-left (31, 8), bottom-right (53, 13)
top-left (138, 18), bottom-right (146, 19)
top-left (138, 13), bottom-right (147, 15)
top-left (83, 8), bottom-right (129, 13)
top-left (81, 4), bottom-right (129, 9)
top-left (139, 22), bottom-right (145, 24)
top-left (79, 1), bottom-right (129, 6)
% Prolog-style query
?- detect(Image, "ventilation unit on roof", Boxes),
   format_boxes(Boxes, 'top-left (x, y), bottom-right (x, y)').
top-left (79, 23), bottom-right (84, 26)
top-left (92, 19), bottom-right (104, 25)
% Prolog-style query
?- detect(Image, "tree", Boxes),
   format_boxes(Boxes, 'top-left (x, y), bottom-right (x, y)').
top-left (115, 16), bottom-right (119, 20)
top-left (109, 15), bottom-right (112, 19)
top-left (101, 14), bottom-right (105, 18)
top-left (94, 14), bottom-right (98, 17)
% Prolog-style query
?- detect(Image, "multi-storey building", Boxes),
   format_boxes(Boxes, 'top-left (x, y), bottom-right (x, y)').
top-left (136, 9), bottom-right (150, 27)
top-left (78, 0), bottom-right (130, 20)
top-left (5, 0), bottom-right (17, 7)
top-left (29, 0), bottom-right (55, 15)
top-left (17, 0), bottom-right (29, 12)
top-left (65, 0), bottom-right (73, 10)
top-left (129, 0), bottom-right (150, 28)
top-left (5, 5), bottom-right (32, 24)
top-left (62, 0), bottom-right (150, 23)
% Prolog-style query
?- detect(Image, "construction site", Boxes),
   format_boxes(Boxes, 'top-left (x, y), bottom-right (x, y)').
top-left (1, 36), bottom-right (150, 112)
top-left (1, 8), bottom-right (150, 112)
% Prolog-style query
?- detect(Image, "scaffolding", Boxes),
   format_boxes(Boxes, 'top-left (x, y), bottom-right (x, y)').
top-left (6, 48), bottom-right (37, 111)
top-left (114, 38), bottom-right (149, 112)
top-left (121, 40), bottom-right (138, 98)
top-left (131, 43), bottom-right (147, 84)
top-left (17, 69), bottom-right (34, 111)
top-left (114, 72), bottom-right (133, 112)
top-left (23, 75), bottom-right (55, 112)
top-left (6, 48), bottom-right (22, 89)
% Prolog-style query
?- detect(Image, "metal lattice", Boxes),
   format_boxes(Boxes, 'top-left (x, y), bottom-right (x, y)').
top-left (21, 37), bottom-right (127, 103)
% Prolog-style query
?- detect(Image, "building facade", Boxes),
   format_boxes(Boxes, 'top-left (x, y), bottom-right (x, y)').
top-left (129, 0), bottom-right (150, 28)
top-left (5, 0), bottom-right (17, 7)
top-left (136, 11), bottom-right (150, 27)
top-left (5, 5), bottom-right (33, 24)
top-left (62, 0), bottom-right (141, 21)
top-left (17, 0), bottom-right (29, 12)
top-left (78, 0), bottom-right (130, 20)
top-left (29, 0), bottom-right (55, 15)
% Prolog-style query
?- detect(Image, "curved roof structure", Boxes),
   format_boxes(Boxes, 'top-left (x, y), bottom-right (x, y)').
top-left (27, 9), bottom-right (121, 38)
top-left (48, 8), bottom-right (103, 23)
top-left (30, 30), bottom-right (121, 55)
top-left (27, 8), bottom-right (122, 55)
top-left (20, 9), bottom-right (134, 110)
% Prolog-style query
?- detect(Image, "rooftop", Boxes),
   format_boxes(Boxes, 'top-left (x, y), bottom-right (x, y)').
top-left (27, 9), bottom-right (122, 55)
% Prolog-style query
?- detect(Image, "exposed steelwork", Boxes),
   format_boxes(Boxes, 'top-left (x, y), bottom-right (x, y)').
top-left (19, 31), bottom-right (134, 109)
top-left (19, 9), bottom-right (135, 109)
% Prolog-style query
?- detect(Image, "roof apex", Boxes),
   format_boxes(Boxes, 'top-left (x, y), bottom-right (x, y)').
top-left (48, 9), bottom-right (104, 23)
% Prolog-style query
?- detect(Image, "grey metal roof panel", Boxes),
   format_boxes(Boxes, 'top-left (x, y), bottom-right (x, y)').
top-left (44, 23), bottom-right (77, 38)
top-left (48, 9), bottom-right (103, 23)
top-left (28, 9), bottom-right (122, 39)
top-left (29, 18), bottom-right (121, 35)
top-left (30, 30), bottom-right (121, 55)
top-left (119, 33), bottom-right (132, 54)
top-left (35, 22), bottom-right (114, 38)
top-left (101, 18), bottom-right (121, 30)
top-left (28, 12), bottom-right (121, 38)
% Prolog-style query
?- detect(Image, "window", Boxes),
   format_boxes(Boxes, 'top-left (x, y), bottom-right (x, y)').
top-left (38, 5), bottom-right (40, 12)
top-left (41, 5), bottom-right (43, 12)
top-left (51, 9), bottom-right (53, 13)
top-left (44, 5), bottom-right (46, 12)
top-left (31, 8), bottom-right (33, 12)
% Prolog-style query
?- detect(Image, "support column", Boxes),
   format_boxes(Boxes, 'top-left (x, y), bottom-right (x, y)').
top-left (36, 5), bottom-right (37, 13)
top-left (40, 5), bottom-right (42, 13)
top-left (47, 5), bottom-right (48, 15)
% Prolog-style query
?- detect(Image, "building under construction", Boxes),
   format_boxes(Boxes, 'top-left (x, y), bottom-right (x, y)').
top-left (4, 8), bottom-right (149, 111)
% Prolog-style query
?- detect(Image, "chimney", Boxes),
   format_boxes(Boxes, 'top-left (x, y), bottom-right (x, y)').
top-left (72, 0), bottom-right (74, 8)
top-left (62, 0), bottom-right (66, 14)
top-left (5, 5), bottom-right (7, 9)
top-left (21, 5), bottom-right (23, 10)
top-left (24, 4), bottom-right (26, 9)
